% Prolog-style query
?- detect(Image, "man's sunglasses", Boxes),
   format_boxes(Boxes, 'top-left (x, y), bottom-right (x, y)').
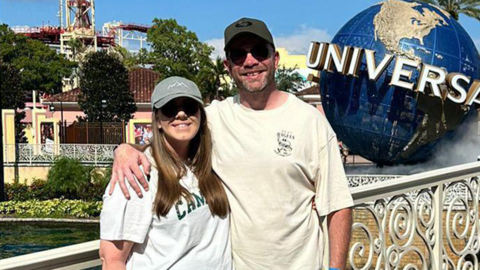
top-left (227, 45), bottom-right (272, 65)
top-left (160, 99), bottom-right (200, 118)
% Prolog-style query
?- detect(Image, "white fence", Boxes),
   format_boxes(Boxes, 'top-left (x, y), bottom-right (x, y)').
top-left (0, 162), bottom-right (479, 269)
top-left (3, 144), bottom-right (116, 166)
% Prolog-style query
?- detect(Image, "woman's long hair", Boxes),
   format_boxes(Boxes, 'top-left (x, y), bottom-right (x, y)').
top-left (147, 106), bottom-right (229, 218)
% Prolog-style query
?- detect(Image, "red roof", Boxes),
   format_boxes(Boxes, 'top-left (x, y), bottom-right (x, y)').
top-left (44, 68), bottom-right (161, 103)
top-left (295, 85), bottom-right (320, 97)
top-left (129, 68), bottom-right (161, 103)
top-left (44, 88), bottom-right (81, 102)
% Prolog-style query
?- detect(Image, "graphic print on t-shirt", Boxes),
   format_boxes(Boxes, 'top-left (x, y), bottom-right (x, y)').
top-left (175, 192), bottom-right (207, 220)
top-left (274, 130), bottom-right (295, 157)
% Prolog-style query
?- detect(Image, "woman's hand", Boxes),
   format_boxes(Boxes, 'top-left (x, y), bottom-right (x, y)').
top-left (109, 144), bottom-right (151, 199)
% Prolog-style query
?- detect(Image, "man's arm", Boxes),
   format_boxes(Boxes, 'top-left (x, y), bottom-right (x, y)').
top-left (109, 143), bottom-right (151, 199)
top-left (328, 207), bottom-right (352, 270)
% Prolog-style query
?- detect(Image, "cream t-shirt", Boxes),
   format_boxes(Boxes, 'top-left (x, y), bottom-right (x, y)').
top-left (206, 94), bottom-right (354, 270)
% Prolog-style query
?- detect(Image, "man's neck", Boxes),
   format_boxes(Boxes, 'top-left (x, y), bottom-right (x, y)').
top-left (239, 88), bottom-right (289, 110)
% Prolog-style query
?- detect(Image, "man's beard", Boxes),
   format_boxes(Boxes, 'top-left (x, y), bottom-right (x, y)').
top-left (235, 70), bottom-right (274, 93)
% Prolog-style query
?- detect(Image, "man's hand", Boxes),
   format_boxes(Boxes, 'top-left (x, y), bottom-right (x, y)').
top-left (328, 207), bottom-right (352, 270)
top-left (109, 144), bottom-right (151, 199)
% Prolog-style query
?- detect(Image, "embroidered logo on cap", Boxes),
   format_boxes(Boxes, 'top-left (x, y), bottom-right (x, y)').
top-left (236, 21), bottom-right (252, 28)
top-left (167, 82), bottom-right (189, 89)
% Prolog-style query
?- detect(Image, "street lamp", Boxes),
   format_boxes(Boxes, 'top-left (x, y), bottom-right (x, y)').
top-left (100, 100), bottom-right (107, 144)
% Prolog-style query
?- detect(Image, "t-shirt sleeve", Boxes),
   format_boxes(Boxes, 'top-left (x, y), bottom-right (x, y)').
top-left (100, 174), bottom-right (153, 244)
top-left (315, 135), bottom-right (354, 217)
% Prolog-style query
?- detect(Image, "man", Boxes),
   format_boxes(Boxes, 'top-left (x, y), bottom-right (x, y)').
top-left (110, 17), bottom-right (353, 270)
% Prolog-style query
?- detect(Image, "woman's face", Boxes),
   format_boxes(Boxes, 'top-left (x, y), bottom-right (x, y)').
top-left (157, 97), bottom-right (201, 148)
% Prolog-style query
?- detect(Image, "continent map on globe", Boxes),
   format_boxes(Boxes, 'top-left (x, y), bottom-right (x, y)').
top-left (313, 0), bottom-right (480, 165)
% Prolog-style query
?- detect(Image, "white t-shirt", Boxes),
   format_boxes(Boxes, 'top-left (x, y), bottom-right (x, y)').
top-left (206, 94), bottom-right (354, 270)
top-left (100, 151), bottom-right (232, 270)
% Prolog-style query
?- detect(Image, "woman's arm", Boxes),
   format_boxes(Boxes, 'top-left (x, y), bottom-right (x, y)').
top-left (99, 240), bottom-right (135, 270)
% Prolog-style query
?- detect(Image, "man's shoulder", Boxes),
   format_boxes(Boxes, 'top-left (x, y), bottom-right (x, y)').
top-left (205, 96), bottom-right (237, 115)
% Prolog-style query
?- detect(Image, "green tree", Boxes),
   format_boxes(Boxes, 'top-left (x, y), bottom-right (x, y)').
top-left (0, 24), bottom-right (76, 95)
top-left (0, 63), bottom-right (24, 111)
top-left (417, 0), bottom-right (480, 21)
top-left (275, 65), bottom-right (307, 93)
top-left (78, 51), bottom-right (137, 122)
top-left (197, 57), bottom-right (231, 101)
top-left (0, 62), bottom-right (28, 144)
top-left (147, 18), bottom-right (213, 79)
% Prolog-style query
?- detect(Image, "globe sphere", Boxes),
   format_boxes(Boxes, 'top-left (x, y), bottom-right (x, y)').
top-left (320, 0), bottom-right (480, 165)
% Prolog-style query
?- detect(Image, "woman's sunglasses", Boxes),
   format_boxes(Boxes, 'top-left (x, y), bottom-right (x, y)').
top-left (160, 99), bottom-right (200, 118)
top-left (227, 44), bottom-right (272, 65)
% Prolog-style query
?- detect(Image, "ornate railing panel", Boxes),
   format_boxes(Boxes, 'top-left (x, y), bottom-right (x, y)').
top-left (349, 162), bottom-right (480, 270)
top-left (348, 175), bottom-right (401, 188)
top-left (3, 144), bottom-right (116, 166)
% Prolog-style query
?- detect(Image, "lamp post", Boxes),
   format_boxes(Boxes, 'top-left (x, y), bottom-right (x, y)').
top-left (100, 99), bottom-right (107, 144)
top-left (60, 100), bottom-right (64, 142)
top-left (49, 104), bottom-right (58, 143)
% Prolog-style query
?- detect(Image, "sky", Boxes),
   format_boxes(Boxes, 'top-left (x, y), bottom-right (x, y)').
top-left (1, 0), bottom-right (479, 58)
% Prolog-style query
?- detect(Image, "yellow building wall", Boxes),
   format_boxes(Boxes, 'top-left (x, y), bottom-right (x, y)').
top-left (277, 48), bottom-right (307, 69)
top-left (2, 109), bottom-right (16, 162)
top-left (4, 166), bottom-right (50, 184)
top-left (2, 109), bottom-right (15, 145)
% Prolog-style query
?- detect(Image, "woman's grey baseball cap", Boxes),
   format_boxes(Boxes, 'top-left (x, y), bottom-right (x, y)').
top-left (151, 76), bottom-right (203, 109)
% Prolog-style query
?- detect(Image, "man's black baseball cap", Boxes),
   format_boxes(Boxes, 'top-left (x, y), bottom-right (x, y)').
top-left (224, 17), bottom-right (275, 51)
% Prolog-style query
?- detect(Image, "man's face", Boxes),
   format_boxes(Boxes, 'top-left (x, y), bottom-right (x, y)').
top-left (224, 36), bottom-right (279, 93)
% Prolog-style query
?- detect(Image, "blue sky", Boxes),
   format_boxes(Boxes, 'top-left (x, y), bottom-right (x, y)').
top-left (1, 0), bottom-right (479, 57)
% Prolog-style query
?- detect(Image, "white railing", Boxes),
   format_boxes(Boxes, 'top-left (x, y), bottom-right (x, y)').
top-left (0, 240), bottom-right (100, 270)
top-left (0, 162), bottom-right (479, 270)
top-left (3, 144), bottom-right (116, 166)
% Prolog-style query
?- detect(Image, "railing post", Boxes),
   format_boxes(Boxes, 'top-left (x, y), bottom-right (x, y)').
top-left (432, 183), bottom-right (444, 270)
top-left (29, 144), bottom-right (33, 165)
top-left (94, 146), bottom-right (98, 166)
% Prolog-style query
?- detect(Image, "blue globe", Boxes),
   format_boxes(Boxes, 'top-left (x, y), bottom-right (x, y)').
top-left (320, 0), bottom-right (480, 165)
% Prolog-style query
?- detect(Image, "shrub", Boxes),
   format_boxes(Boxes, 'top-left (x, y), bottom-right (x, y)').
top-left (5, 178), bottom-right (53, 201)
top-left (0, 199), bottom-right (103, 219)
top-left (47, 157), bottom-right (91, 199)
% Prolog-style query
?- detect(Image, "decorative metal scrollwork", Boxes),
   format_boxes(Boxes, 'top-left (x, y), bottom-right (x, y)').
top-left (349, 176), bottom-right (480, 270)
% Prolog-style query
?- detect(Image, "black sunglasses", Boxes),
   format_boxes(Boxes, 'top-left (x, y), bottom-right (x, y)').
top-left (228, 44), bottom-right (272, 65)
top-left (160, 99), bottom-right (200, 118)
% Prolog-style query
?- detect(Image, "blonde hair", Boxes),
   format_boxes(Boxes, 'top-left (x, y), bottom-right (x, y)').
top-left (146, 106), bottom-right (229, 217)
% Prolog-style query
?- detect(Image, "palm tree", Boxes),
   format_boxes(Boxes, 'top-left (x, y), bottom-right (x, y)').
top-left (417, 0), bottom-right (480, 21)
top-left (211, 57), bottom-right (229, 99)
top-left (196, 57), bottom-right (229, 101)
top-left (67, 38), bottom-right (85, 62)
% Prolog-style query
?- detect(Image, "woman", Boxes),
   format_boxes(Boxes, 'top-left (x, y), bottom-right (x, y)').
top-left (99, 76), bottom-right (231, 270)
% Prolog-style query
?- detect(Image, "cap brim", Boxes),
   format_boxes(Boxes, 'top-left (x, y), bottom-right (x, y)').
top-left (152, 94), bottom-right (204, 109)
